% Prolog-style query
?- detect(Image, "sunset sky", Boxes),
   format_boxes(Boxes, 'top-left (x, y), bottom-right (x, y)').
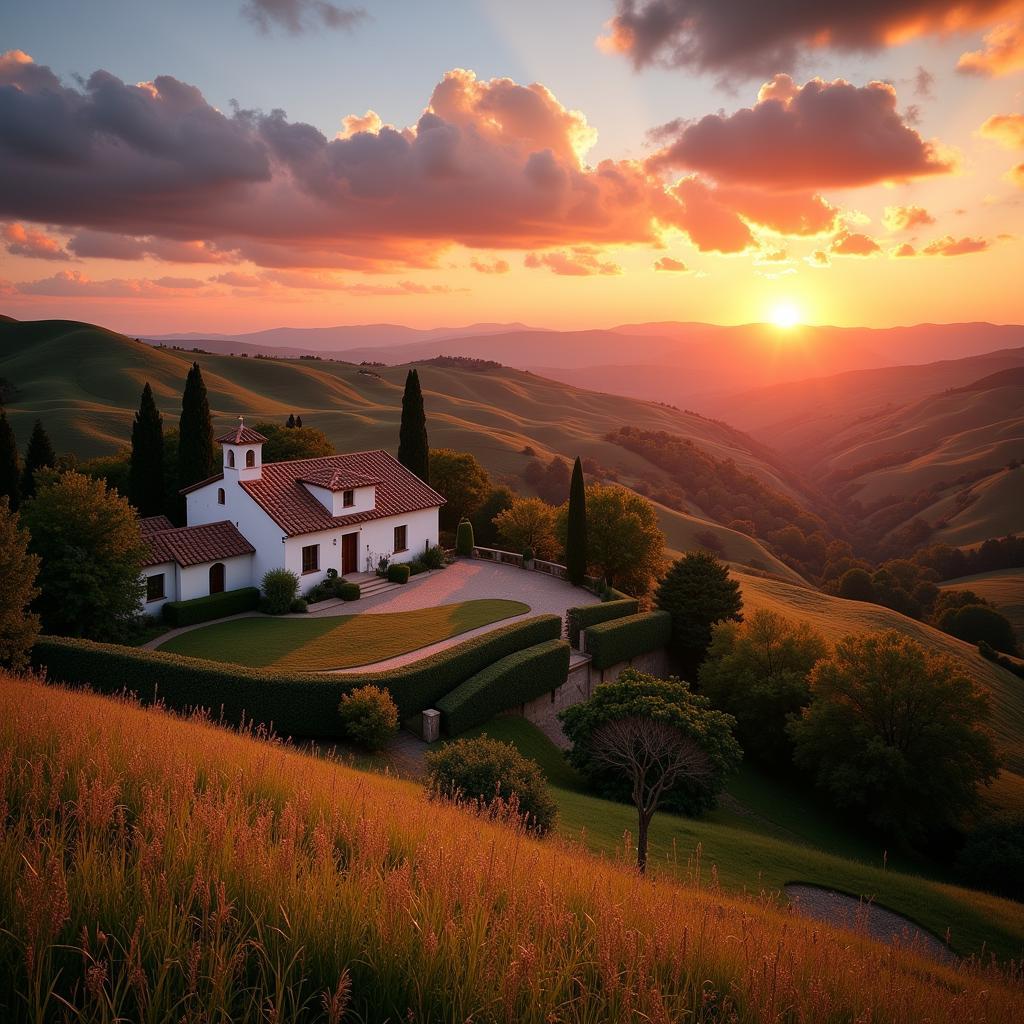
top-left (1, 0), bottom-right (1023, 333)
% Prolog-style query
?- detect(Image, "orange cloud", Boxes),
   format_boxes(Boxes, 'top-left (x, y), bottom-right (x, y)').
top-left (890, 242), bottom-right (917, 257)
top-left (883, 204), bottom-right (935, 231)
top-left (830, 230), bottom-right (881, 256)
top-left (653, 256), bottom-right (688, 271)
top-left (958, 21), bottom-right (1024, 76)
top-left (524, 248), bottom-right (622, 276)
top-left (922, 235), bottom-right (990, 255)
top-left (980, 113), bottom-right (1024, 147)
top-left (1, 222), bottom-right (68, 260)
top-left (469, 257), bottom-right (511, 274)
top-left (337, 110), bottom-right (384, 138)
top-left (14, 270), bottom-right (206, 296)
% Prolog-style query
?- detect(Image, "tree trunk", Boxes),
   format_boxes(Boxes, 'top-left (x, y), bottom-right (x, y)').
top-left (637, 810), bottom-right (651, 874)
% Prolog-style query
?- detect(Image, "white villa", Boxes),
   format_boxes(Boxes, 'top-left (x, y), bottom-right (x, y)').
top-left (139, 419), bottom-right (445, 613)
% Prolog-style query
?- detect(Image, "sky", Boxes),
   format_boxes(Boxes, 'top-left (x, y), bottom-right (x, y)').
top-left (1, 0), bottom-right (1023, 333)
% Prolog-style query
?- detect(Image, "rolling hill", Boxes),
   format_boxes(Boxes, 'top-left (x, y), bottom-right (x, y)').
top-left (940, 568), bottom-right (1024, 645)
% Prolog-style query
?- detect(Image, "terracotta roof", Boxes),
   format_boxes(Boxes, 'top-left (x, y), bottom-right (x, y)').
top-left (299, 467), bottom-right (381, 491)
top-left (240, 450), bottom-right (445, 536)
top-left (139, 514), bottom-right (175, 535)
top-left (214, 420), bottom-right (268, 445)
top-left (142, 520), bottom-right (255, 568)
top-left (180, 471), bottom-right (224, 496)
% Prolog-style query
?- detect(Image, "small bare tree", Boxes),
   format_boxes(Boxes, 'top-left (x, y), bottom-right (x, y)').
top-left (590, 715), bottom-right (710, 873)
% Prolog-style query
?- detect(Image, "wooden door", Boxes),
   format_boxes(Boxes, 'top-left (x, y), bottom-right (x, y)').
top-left (341, 533), bottom-right (358, 575)
top-left (209, 562), bottom-right (225, 594)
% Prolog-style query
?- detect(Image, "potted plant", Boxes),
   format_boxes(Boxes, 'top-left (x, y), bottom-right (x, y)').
top-left (522, 546), bottom-right (535, 570)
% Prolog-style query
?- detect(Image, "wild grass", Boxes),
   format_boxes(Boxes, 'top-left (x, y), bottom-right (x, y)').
top-left (2, 675), bottom-right (1022, 1023)
top-left (156, 599), bottom-right (530, 669)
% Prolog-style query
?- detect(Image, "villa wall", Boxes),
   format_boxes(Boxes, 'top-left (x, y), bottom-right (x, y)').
top-left (140, 561), bottom-right (177, 616)
top-left (178, 553), bottom-right (255, 602)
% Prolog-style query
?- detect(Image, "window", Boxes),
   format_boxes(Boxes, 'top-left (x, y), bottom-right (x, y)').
top-left (342, 489), bottom-right (354, 508)
top-left (217, 487), bottom-right (225, 505)
top-left (245, 449), bottom-right (255, 468)
top-left (393, 525), bottom-right (408, 552)
top-left (146, 574), bottom-right (165, 602)
top-left (301, 544), bottom-right (319, 574)
top-left (209, 562), bottom-right (225, 594)
top-left (227, 449), bottom-right (235, 468)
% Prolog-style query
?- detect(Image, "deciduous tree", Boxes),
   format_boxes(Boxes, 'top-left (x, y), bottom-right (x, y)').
top-left (429, 448), bottom-right (489, 530)
top-left (254, 420), bottom-right (334, 462)
top-left (492, 497), bottom-right (558, 559)
top-left (0, 497), bottom-right (40, 670)
top-left (129, 383), bottom-right (165, 515)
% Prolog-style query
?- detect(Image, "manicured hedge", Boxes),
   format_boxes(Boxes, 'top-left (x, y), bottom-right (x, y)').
top-left (161, 587), bottom-right (260, 628)
top-left (566, 598), bottom-right (639, 647)
top-left (583, 610), bottom-right (671, 670)
top-left (388, 563), bottom-right (411, 584)
top-left (32, 613), bottom-right (562, 737)
top-left (437, 639), bottom-right (570, 735)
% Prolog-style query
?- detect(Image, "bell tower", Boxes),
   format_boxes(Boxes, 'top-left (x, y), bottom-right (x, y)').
top-left (215, 416), bottom-right (267, 483)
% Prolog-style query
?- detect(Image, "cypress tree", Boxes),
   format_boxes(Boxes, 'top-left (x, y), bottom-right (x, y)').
top-left (295, 415), bottom-right (302, 428)
top-left (0, 411), bottom-right (19, 511)
top-left (566, 456), bottom-right (588, 584)
top-left (20, 419), bottom-right (56, 500)
top-left (286, 413), bottom-right (296, 428)
top-left (178, 362), bottom-right (215, 499)
top-left (129, 382), bottom-right (165, 515)
top-left (397, 368), bottom-right (429, 483)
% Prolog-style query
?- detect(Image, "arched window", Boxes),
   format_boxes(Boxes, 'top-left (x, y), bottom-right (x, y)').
top-left (217, 487), bottom-right (225, 505)
top-left (227, 449), bottom-right (235, 468)
top-left (245, 449), bottom-right (255, 468)
top-left (209, 562), bottom-right (225, 594)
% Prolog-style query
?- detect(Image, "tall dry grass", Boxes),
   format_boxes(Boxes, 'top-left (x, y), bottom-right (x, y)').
top-left (1, 674), bottom-right (1021, 1023)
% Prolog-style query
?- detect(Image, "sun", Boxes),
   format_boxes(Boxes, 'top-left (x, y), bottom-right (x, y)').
top-left (769, 302), bottom-right (802, 329)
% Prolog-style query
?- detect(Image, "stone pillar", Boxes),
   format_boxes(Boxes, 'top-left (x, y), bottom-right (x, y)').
top-left (422, 709), bottom-right (441, 743)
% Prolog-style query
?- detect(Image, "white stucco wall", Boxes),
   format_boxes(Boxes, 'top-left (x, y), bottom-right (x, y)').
top-left (140, 561), bottom-right (177, 615)
top-left (178, 553), bottom-right (255, 601)
top-left (303, 482), bottom-right (376, 517)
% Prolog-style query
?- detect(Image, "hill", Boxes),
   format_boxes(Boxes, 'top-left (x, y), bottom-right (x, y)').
top-left (940, 568), bottom-right (1024, 645)
top-left (2, 676), bottom-right (1022, 1022)
top-left (0, 318), bottom-right (804, 581)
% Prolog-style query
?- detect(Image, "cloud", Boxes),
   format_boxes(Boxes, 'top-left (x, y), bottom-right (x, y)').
top-left (601, 1), bottom-right (1022, 78)
top-left (913, 66), bottom-right (935, 97)
top-left (212, 271), bottom-right (264, 287)
top-left (241, 0), bottom-right (365, 34)
top-left (648, 75), bottom-right (954, 190)
top-left (754, 247), bottom-right (789, 263)
top-left (980, 112), bottom-right (1024, 148)
top-left (524, 247), bottom-right (622, 276)
top-left (805, 250), bottom-right (831, 267)
top-left (14, 270), bottom-right (206, 296)
top-left (469, 257), bottom-right (511, 274)
top-left (653, 255), bottom-right (688, 271)
top-left (1, 222), bottom-right (69, 260)
top-left (883, 204), bottom-right (935, 231)
top-left (830, 229), bottom-right (881, 256)
top-left (68, 230), bottom-right (238, 263)
top-left (890, 242), bottom-right (917, 257)
top-left (337, 109), bottom-right (383, 138)
top-left (922, 234), bottom-right (990, 255)
top-left (958, 21), bottom-right (1024, 76)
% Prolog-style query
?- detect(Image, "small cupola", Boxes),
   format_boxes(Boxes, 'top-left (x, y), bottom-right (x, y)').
top-left (215, 416), bottom-right (267, 482)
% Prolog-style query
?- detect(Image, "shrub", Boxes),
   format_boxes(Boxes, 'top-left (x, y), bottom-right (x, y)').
top-left (456, 519), bottom-right (475, 556)
top-left (290, 598), bottom-right (308, 614)
top-left (408, 559), bottom-right (428, 576)
top-left (422, 544), bottom-right (446, 570)
top-left (584, 611), bottom-right (672, 670)
top-left (338, 581), bottom-right (360, 601)
top-left (437, 639), bottom-right (570, 734)
top-left (388, 563), bottom-right (411, 584)
top-left (424, 736), bottom-right (557, 834)
top-left (566, 598), bottom-right (638, 647)
top-left (161, 587), bottom-right (260, 628)
top-left (938, 603), bottom-right (1019, 655)
top-left (262, 569), bottom-right (299, 615)
top-left (522, 546), bottom-right (534, 562)
top-left (338, 685), bottom-right (399, 750)
top-left (32, 614), bottom-right (563, 732)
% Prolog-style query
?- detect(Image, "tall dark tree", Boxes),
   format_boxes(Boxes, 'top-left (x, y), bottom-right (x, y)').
top-left (398, 369), bottom-right (429, 483)
top-left (177, 362), bottom-right (215, 508)
top-left (20, 419), bottom-right (56, 500)
top-left (566, 456), bottom-right (588, 584)
top-left (295, 415), bottom-right (303, 428)
top-left (0, 411), bottom-right (19, 511)
top-left (129, 382), bottom-right (165, 515)
top-left (286, 413), bottom-right (296, 428)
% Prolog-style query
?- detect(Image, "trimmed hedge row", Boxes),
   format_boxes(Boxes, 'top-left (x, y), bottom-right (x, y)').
top-left (388, 563), bottom-right (411, 584)
top-left (31, 614), bottom-right (562, 737)
top-left (162, 587), bottom-right (260, 628)
top-left (566, 598), bottom-right (638, 647)
top-left (583, 610), bottom-right (671, 670)
top-left (436, 638), bottom-right (571, 735)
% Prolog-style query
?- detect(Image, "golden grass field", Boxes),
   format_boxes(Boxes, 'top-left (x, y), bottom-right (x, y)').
top-left (2, 676), bottom-right (1022, 1023)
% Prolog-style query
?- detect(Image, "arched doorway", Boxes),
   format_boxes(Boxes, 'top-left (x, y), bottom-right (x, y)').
top-left (209, 562), bottom-right (225, 594)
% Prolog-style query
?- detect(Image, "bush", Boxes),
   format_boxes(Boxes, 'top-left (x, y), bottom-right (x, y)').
top-left (290, 598), bottom-right (308, 614)
top-left (388, 563), bottom-right (411, 584)
top-left (32, 614), bottom-right (563, 733)
top-left (338, 581), bottom-right (360, 601)
top-left (583, 611), bottom-right (672, 670)
top-left (955, 815), bottom-right (1024, 901)
top-left (338, 685), bottom-right (399, 750)
top-left (408, 559), bottom-right (428, 576)
top-left (522, 546), bottom-right (534, 562)
top-left (437, 639), bottom-right (570, 734)
top-left (978, 640), bottom-right (1024, 679)
top-left (938, 603), bottom-right (1019, 655)
top-left (424, 736), bottom-right (557, 834)
top-left (566, 598), bottom-right (638, 647)
top-left (422, 544), bottom-right (446, 570)
top-left (161, 587), bottom-right (260, 628)
top-left (456, 519), bottom-right (475, 556)
top-left (262, 569), bottom-right (299, 615)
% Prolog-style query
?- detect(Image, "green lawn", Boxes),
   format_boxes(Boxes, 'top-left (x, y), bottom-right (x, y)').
top-left (458, 717), bottom-right (1024, 960)
top-left (157, 600), bottom-right (530, 670)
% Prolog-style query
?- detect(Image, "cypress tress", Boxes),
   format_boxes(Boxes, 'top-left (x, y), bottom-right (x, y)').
top-left (398, 368), bottom-right (430, 483)
top-left (0, 411), bottom-right (19, 511)
top-left (566, 456), bottom-right (588, 584)
top-left (129, 382), bottom-right (165, 516)
top-left (20, 420), bottom-right (56, 500)
top-left (177, 363), bottom-right (215, 515)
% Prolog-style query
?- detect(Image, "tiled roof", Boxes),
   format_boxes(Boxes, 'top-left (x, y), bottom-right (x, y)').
top-left (299, 467), bottom-right (381, 491)
top-left (139, 514), bottom-right (175, 535)
top-left (241, 450), bottom-right (445, 536)
top-left (180, 471), bottom-right (224, 496)
top-left (214, 420), bottom-right (268, 445)
top-left (142, 520), bottom-right (255, 568)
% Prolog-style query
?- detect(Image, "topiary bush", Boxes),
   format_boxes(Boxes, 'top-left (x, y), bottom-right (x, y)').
top-left (161, 587), bottom-right (261, 628)
top-left (456, 519), bottom-right (475, 556)
top-left (388, 563), bottom-right (411, 584)
top-left (422, 544), bottom-right (446, 570)
top-left (338, 684), bottom-right (399, 751)
top-left (261, 569), bottom-right (299, 615)
top-left (566, 598), bottom-right (638, 647)
top-left (424, 735), bottom-right (557, 835)
top-left (583, 610), bottom-right (671, 669)
top-left (339, 581), bottom-right (360, 601)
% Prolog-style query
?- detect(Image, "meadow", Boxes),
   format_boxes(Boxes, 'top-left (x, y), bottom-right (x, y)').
top-left (2, 676), bottom-right (1022, 1024)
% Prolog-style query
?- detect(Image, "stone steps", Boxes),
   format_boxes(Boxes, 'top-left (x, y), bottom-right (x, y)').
top-left (354, 576), bottom-right (404, 600)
